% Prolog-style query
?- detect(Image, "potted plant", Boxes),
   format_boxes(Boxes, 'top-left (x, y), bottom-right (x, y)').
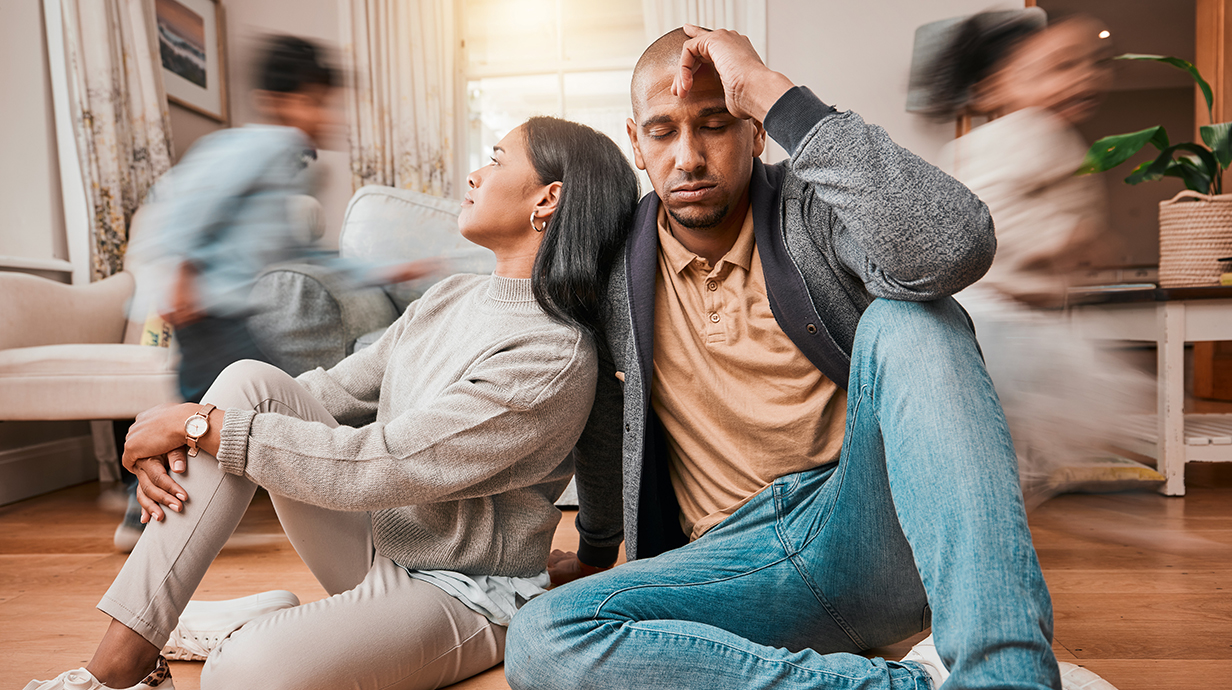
top-left (1079, 54), bottom-right (1232, 287)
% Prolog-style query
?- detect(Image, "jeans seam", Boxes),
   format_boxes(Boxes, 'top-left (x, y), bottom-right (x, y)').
top-left (776, 385), bottom-right (871, 651)
top-left (591, 556), bottom-right (795, 620)
top-left (620, 622), bottom-right (864, 684)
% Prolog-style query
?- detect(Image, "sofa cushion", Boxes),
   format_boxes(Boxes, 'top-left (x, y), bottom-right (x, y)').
top-left (0, 344), bottom-right (179, 420)
top-left (248, 264), bottom-right (400, 376)
top-left (339, 186), bottom-right (496, 311)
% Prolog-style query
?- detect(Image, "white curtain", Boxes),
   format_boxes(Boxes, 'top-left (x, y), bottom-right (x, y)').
top-left (55, 0), bottom-right (175, 282)
top-left (341, 0), bottom-right (457, 198)
top-left (641, 0), bottom-right (767, 60)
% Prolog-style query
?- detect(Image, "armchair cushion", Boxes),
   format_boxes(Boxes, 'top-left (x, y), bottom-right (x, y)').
top-left (0, 272), bottom-right (134, 350)
top-left (0, 343), bottom-right (177, 420)
top-left (340, 186), bottom-right (495, 312)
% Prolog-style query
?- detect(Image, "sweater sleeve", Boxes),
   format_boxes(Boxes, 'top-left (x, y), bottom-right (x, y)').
top-left (764, 86), bottom-right (996, 300)
top-left (571, 341), bottom-right (625, 567)
top-left (216, 330), bottom-right (597, 511)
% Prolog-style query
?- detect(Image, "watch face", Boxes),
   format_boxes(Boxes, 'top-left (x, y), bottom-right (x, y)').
top-left (186, 416), bottom-right (209, 437)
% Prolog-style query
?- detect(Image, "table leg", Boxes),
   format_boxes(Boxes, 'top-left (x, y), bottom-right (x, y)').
top-left (1158, 302), bottom-right (1186, 495)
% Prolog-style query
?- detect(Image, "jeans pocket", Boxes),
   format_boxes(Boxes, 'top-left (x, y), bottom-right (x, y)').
top-left (773, 464), bottom-right (837, 554)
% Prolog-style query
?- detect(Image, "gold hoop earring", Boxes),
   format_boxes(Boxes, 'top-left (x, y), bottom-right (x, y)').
top-left (530, 212), bottom-right (544, 233)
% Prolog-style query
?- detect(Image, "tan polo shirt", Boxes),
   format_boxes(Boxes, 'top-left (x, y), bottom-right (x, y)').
top-left (651, 206), bottom-right (847, 541)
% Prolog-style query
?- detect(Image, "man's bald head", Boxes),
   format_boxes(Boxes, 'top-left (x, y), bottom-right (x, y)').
top-left (631, 27), bottom-right (706, 118)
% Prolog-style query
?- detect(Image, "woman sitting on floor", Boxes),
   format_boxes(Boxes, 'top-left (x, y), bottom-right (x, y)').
top-left (26, 116), bottom-right (639, 690)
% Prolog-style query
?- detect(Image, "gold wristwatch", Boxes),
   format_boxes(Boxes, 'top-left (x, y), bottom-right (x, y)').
top-left (184, 403), bottom-right (216, 457)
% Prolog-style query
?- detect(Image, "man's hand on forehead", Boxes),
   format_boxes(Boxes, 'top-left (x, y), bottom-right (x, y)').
top-left (671, 24), bottom-right (795, 122)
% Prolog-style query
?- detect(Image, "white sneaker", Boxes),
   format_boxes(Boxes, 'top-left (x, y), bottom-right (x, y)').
top-left (899, 635), bottom-right (1120, 689)
top-left (24, 655), bottom-right (173, 690)
top-left (1058, 662), bottom-right (1119, 689)
top-left (162, 590), bottom-right (300, 661)
top-left (113, 523), bottom-right (143, 554)
top-left (900, 634), bottom-right (948, 687)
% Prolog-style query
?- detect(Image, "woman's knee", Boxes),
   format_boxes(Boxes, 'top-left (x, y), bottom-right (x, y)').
top-left (200, 360), bottom-right (291, 411)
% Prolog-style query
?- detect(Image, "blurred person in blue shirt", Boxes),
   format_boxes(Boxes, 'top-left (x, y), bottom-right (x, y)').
top-left (149, 35), bottom-right (430, 403)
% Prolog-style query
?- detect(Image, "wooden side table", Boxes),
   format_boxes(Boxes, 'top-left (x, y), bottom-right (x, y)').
top-left (1069, 285), bottom-right (1232, 496)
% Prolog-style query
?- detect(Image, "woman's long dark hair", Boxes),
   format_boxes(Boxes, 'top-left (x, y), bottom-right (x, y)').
top-left (920, 11), bottom-right (1044, 120)
top-left (522, 116), bottom-right (639, 337)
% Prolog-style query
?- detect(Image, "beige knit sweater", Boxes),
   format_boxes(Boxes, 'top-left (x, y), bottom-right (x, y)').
top-left (216, 274), bottom-right (598, 578)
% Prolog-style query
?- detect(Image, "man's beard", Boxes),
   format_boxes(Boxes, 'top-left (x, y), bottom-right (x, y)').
top-left (667, 203), bottom-right (730, 230)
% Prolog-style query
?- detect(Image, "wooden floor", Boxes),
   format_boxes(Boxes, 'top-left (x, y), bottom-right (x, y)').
top-left (3, 466), bottom-right (1231, 690)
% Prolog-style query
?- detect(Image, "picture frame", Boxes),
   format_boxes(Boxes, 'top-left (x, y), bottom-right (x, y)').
top-left (155, 0), bottom-right (228, 123)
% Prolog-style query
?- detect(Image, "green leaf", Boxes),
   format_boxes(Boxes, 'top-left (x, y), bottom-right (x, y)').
top-left (1200, 122), bottom-right (1232, 168)
top-left (1125, 144), bottom-right (1218, 191)
top-left (1125, 151), bottom-right (1171, 184)
top-left (1162, 156), bottom-right (1212, 193)
top-left (1115, 54), bottom-right (1214, 122)
top-left (1172, 142), bottom-right (1221, 180)
top-left (1078, 126), bottom-right (1170, 175)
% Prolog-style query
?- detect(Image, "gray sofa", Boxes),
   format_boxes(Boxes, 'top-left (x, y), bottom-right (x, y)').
top-left (248, 186), bottom-right (496, 376)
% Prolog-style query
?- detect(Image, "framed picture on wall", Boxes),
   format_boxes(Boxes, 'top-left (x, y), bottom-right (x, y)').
top-left (156, 0), bottom-right (228, 123)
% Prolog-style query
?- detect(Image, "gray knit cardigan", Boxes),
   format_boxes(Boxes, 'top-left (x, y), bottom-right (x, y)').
top-left (571, 86), bottom-right (997, 565)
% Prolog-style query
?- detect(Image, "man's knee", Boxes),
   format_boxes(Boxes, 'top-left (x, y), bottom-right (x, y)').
top-left (855, 298), bottom-right (978, 361)
top-left (860, 298), bottom-right (972, 339)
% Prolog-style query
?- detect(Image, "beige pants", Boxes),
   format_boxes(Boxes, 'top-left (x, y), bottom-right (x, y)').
top-left (99, 361), bottom-right (505, 690)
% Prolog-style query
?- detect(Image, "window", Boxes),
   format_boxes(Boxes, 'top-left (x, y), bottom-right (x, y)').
top-left (462, 0), bottom-right (650, 194)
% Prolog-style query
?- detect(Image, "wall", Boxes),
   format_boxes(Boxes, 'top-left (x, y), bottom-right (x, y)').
top-left (764, 0), bottom-right (1024, 165)
top-left (1075, 88), bottom-right (1193, 267)
top-left (0, 0), bottom-right (67, 265)
top-left (219, 0), bottom-right (353, 248)
top-left (168, 102), bottom-right (225, 163)
top-left (0, 1), bottom-right (93, 504)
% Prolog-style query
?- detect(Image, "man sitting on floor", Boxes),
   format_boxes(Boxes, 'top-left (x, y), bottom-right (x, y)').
top-left (504, 25), bottom-right (1118, 690)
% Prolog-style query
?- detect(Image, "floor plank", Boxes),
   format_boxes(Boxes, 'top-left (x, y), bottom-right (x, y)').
top-left (4, 463), bottom-right (1231, 689)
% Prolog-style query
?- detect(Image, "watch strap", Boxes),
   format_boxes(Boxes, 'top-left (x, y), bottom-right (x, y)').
top-left (185, 403), bottom-right (217, 457)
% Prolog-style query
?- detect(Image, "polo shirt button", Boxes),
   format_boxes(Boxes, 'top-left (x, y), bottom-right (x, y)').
top-left (706, 280), bottom-right (717, 291)
top-left (709, 312), bottom-right (721, 323)
top-left (625, 423), bottom-right (631, 432)
top-left (807, 323), bottom-right (818, 334)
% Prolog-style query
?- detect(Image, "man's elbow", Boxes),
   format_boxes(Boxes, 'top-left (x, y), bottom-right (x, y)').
top-left (958, 203), bottom-right (997, 284)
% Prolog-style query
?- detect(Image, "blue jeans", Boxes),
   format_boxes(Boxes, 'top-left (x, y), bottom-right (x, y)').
top-left (506, 299), bottom-right (1057, 690)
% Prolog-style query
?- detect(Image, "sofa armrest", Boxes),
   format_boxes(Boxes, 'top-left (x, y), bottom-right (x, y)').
top-left (247, 263), bottom-right (399, 376)
top-left (0, 271), bottom-right (134, 350)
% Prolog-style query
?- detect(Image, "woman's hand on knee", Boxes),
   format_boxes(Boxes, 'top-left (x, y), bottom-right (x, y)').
top-left (124, 402), bottom-right (197, 471)
top-left (132, 453), bottom-right (188, 523)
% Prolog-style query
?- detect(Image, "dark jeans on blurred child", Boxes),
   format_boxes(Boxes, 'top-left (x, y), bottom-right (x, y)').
top-left (176, 315), bottom-right (271, 404)
top-left (120, 315), bottom-right (270, 542)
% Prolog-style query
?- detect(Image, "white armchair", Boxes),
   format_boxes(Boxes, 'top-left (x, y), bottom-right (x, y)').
top-left (0, 197), bottom-right (322, 501)
top-left (0, 268), bottom-right (178, 421)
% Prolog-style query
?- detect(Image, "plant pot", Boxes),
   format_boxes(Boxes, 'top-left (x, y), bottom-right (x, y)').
top-left (1158, 190), bottom-right (1232, 287)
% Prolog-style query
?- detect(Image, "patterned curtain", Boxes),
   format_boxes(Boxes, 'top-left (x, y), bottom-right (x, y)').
top-left (58, 0), bottom-right (175, 281)
top-left (342, 0), bottom-right (457, 198)
top-left (641, 0), bottom-right (767, 59)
